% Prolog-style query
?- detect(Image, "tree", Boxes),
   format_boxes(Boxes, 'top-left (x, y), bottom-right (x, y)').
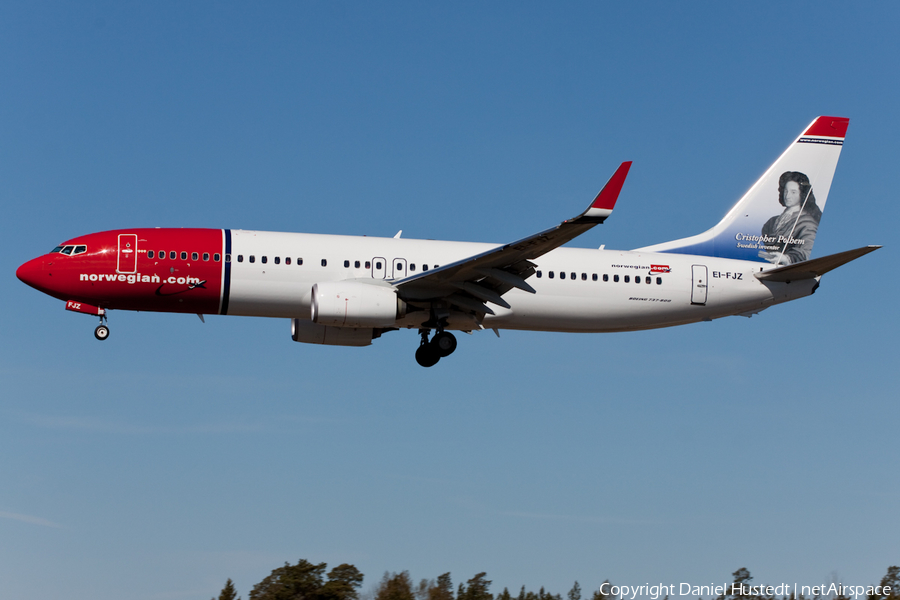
top-left (250, 559), bottom-right (327, 600)
top-left (868, 567), bottom-right (900, 600)
top-left (218, 579), bottom-right (240, 600)
top-left (568, 582), bottom-right (581, 600)
top-left (591, 581), bottom-right (614, 600)
top-left (417, 579), bottom-right (435, 600)
top-left (428, 573), bottom-right (454, 600)
top-left (320, 564), bottom-right (365, 600)
top-left (715, 568), bottom-right (758, 600)
top-left (376, 572), bottom-right (416, 600)
top-left (458, 573), bottom-right (492, 600)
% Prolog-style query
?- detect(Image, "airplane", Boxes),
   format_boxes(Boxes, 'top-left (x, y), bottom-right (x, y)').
top-left (16, 116), bottom-right (880, 367)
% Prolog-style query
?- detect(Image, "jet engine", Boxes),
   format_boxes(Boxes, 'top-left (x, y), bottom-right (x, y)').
top-left (310, 281), bottom-right (406, 328)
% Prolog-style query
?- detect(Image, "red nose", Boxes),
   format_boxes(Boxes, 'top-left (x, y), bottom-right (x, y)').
top-left (17, 257), bottom-right (50, 292)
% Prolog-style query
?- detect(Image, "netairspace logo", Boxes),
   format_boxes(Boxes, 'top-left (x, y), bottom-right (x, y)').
top-left (598, 582), bottom-right (892, 600)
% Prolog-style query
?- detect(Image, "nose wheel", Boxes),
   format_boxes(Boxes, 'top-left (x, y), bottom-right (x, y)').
top-left (414, 329), bottom-right (457, 367)
top-left (94, 313), bottom-right (110, 341)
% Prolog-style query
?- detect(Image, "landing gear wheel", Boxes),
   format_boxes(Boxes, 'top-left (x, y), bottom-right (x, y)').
top-left (94, 325), bottom-right (110, 341)
top-left (415, 343), bottom-right (440, 367)
top-left (432, 331), bottom-right (457, 357)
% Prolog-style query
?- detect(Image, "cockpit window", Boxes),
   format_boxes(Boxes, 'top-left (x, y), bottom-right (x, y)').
top-left (61, 246), bottom-right (74, 255)
top-left (51, 246), bottom-right (64, 253)
top-left (73, 245), bottom-right (87, 255)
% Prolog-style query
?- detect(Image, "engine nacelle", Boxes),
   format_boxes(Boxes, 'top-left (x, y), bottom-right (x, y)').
top-left (311, 281), bottom-right (405, 328)
top-left (291, 319), bottom-right (374, 347)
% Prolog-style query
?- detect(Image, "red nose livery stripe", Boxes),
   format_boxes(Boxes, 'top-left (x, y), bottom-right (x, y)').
top-left (31, 228), bottom-right (226, 315)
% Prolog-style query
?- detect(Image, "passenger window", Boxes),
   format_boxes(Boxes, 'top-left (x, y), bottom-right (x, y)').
top-left (549, 271), bottom-right (555, 279)
top-left (297, 258), bottom-right (303, 265)
top-left (422, 264), bottom-right (428, 271)
top-left (261, 256), bottom-right (267, 264)
top-left (571, 273), bottom-right (576, 280)
top-left (159, 250), bottom-right (165, 259)
top-left (614, 275), bottom-right (619, 282)
top-left (237, 255), bottom-right (243, 262)
top-left (646, 276), bottom-right (651, 284)
top-left (365, 261), bottom-right (370, 269)
top-left (249, 256), bottom-right (255, 263)
top-left (657, 277), bottom-right (662, 285)
top-left (274, 257), bottom-right (280, 264)
top-left (410, 263), bottom-right (415, 271)
top-left (62, 246), bottom-right (73, 255)
top-left (603, 274), bottom-right (609, 282)
top-left (148, 250), bottom-right (154, 259)
top-left (582, 273), bottom-right (587, 281)
top-left (592, 274), bottom-right (598, 281)
top-left (635, 277), bottom-right (640, 284)
top-left (344, 260), bottom-right (350, 268)
top-left (536, 270), bottom-right (542, 278)
top-left (181, 251), bottom-right (187, 260)
top-left (434, 265), bottom-right (439, 268)
top-left (170, 251), bottom-right (176, 260)
top-left (285, 257), bottom-right (291, 265)
top-left (321, 259), bottom-right (327, 267)
top-left (375, 261), bottom-right (382, 269)
top-left (355, 261), bottom-right (361, 268)
top-left (190, 252), bottom-right (197, 260)
top-left (624, 275), bottom-right (630, 283)
top-left (396, 262), bottom-right (402, 270)
top-left (203, 252), bottom-right (209, 261)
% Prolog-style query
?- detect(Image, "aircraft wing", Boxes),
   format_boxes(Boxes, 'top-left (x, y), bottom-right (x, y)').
top-left (395, 162), bottom-right (632, 314)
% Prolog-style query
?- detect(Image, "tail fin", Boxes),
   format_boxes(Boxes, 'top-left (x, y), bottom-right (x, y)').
top-left (636, 116), bottom-right (849, 265)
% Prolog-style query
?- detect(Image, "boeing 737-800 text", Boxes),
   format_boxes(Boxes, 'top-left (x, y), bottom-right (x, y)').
top-left (17, 116), bottom-right (879, 366)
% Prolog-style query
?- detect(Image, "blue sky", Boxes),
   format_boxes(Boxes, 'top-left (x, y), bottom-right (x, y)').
top-left (1, 3), bottom-right (897, 599)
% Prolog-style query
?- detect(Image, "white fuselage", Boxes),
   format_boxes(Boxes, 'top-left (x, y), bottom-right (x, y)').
top-left (225, 230), bottom-right (815, 332)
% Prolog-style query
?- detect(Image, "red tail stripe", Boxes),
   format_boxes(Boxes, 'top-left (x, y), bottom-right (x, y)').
top-left (803, 116), bottom-right (849, 139)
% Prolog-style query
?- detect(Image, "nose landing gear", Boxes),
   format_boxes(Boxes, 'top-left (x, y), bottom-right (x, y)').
top-left (414, 328), bottom-right (457, 367)
top-left (94, 314), bottom-right (110, 341)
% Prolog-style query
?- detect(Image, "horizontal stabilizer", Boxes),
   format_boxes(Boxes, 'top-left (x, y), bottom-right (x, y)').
top-left (754, 245), bottom-right (880, 282)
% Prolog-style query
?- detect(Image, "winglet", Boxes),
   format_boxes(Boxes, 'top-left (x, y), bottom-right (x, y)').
top-left (583, 161), bottom-right (632, 220)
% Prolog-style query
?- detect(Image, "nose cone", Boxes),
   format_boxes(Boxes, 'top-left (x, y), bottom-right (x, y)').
top-left (17, 257), bottom-right (49, 292)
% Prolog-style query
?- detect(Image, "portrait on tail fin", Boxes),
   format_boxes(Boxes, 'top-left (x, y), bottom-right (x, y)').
top-left (758, 171), bottom-right (822, 265)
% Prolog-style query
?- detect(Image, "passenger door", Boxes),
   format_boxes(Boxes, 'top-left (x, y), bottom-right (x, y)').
top-left (117, 234), bottom-right (138, 274)
top-left (691, 264), bottom-right (708, 305)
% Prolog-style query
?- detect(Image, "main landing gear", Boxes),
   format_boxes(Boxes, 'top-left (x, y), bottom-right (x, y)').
top-left (94, 313), bottom-right (110, 341)
top-left (415, 328), bottom-right (457, 367)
